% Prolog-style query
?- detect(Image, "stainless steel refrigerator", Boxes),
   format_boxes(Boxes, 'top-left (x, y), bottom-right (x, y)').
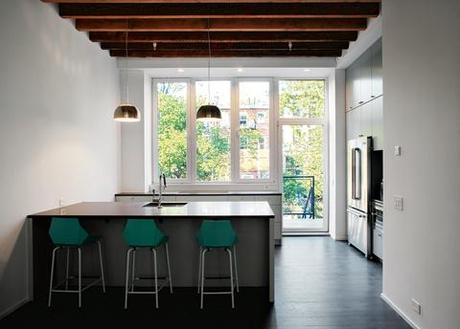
top-left (347, 136), bottom-right (372, 257)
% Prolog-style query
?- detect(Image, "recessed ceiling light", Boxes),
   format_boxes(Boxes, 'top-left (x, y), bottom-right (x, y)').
top-left (303, 68), bottom-right (311, 72)
top-left (177, 68), bottom-right (184, 73)
top-left (237, 68), bottom-right (244, 72)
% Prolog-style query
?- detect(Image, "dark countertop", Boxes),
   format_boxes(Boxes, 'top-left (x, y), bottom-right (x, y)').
top-left (27, 201), bottom-right (275, 219)
top-left (116, 191), bottom-right (282, 196)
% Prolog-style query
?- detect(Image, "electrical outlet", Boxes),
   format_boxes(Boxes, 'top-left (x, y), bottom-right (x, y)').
top-left (394, 196), bottom-right (404, 211)
top-left (411, 298), bottom-right (422, 315)
top-left (394, 145), bottom-right (402, 156)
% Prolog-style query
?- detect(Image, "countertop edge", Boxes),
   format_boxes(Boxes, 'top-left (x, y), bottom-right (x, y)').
top-left (115, 192), bottom-right (282, 196)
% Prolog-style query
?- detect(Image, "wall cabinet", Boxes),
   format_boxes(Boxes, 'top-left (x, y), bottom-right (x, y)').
top-left (346, 97), bottom-right (383, 150)
top-left (371, 96), bottom-right (383, 150)
top-left (371, 40), bottom-right (383, 98)
top-left (345, 38), bottom-right (383, 151)
top-left (346, 38), bottom-right (383, 111)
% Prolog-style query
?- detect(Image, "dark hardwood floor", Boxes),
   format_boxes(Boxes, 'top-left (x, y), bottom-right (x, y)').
top-left (1, 237), bottom-right (410, 329)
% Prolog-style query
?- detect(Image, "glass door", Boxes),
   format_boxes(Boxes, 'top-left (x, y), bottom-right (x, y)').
top-left (278, 80), bottom-right (327, 233)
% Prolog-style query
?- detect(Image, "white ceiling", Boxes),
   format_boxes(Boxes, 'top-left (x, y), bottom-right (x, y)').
top-left (143, 67), bottom-right (334, 78)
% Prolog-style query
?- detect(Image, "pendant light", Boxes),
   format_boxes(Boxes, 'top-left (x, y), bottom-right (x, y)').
top-left (196, 18), bottom-right (221, 121)
top-left (114, 30), bottom-right (140, 122)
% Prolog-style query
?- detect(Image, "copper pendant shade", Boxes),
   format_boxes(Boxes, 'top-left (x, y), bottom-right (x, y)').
top-left (114, 104), bottom-right (140, 122)
top-left (197, 105), bottom-right (222, 121)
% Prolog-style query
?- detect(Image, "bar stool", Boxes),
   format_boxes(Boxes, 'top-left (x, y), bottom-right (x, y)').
top-left (122, 219), bottom-right (172, 309)
top-left (48, 217), bottom-right (106, 308)
top-left (196, 219), bottom-right (239, 309)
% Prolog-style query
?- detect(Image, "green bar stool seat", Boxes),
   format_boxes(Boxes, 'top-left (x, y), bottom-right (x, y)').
top-left (48, 217), bottom-right (106, 308)
top-left (122, 219), bottom-right (173, 309)
top-left (197, 219), bottom-right (239, 309)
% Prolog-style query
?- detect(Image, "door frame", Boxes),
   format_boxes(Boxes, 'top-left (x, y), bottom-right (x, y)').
top-left (275, 78), bottom-right (329, 233)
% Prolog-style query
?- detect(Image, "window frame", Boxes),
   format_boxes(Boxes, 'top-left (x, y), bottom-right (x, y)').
top-left (152, 77), bottom-right (327, 194)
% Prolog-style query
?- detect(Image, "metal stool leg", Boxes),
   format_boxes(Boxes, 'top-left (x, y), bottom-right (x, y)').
top-left (233, 245), bottom-right (239, 293)
top-left (131, 249), bottom-right (136, 292)
top-left (226, 248), bottom-right (235, 309)
top-left (200, 248), bottom-right (208, 309)
top-left (48, 247), bottom-right (60, 307)
top-left (124, 248), bottom-right (133, 309)
top-left (97, 241), bottom-right (106, 293)
top-left (197, 247), bottom-right (202, 294)
top-left (77, 247), bottom-right (82, 308)
top-left (65, 247), bottom-right (70, 290)
top-left (165, 243), bottom-right (173, 293)
top-left (152, 248), bottom-right (159, 309)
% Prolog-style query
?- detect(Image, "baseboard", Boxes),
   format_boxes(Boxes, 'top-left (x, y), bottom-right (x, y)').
top-left (331, 234), bottom-right (348, 241)
top-left (0, 297), bottom-right (30, 320)
top-left (380, 293), bottom-right (421, 329)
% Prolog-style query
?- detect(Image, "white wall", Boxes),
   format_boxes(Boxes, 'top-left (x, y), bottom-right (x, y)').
top-left (0, 1), bottom-right (120, 317)
top-left (382, 1), bottom-right (460, 328)
top-left (328, 69), bottom-right (347, 240)
top-left (120, 70), bottom-right (150, 192)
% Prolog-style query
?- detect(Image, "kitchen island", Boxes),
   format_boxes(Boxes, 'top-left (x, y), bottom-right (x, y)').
top-left (28, 201), bottom-right (275, 302)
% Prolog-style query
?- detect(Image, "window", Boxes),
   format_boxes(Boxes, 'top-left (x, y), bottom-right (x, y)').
top-left (257, 112), bottom-right (266, 123)
top-left (239, 81), bottom-right (270, 180)
top-left (153, 78), bottom-right (326, 190)
top-left (154, 79), bottom-right (273, 185)
top-left (195, 81), bottom-right (231, 182)
top-left (156, 81), bottom-right (188, 180)
top-left (279, 80), bottom-right (325, 119)
top-left (239, 113), bottom-right (248, 127)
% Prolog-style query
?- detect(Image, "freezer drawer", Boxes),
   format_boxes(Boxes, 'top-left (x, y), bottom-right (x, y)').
top-left (347, 208), bottom-right (368, 257)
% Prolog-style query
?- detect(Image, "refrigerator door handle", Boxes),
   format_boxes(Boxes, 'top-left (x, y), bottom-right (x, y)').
top-left (351, 148), bottom-right (362, 200)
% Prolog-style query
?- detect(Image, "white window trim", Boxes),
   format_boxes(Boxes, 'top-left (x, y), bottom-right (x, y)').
top-left (151, 77), bottom-right (328, 201)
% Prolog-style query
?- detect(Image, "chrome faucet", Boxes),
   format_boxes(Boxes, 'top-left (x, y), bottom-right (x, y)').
top-left (157, 174), bottom-right (167, 208)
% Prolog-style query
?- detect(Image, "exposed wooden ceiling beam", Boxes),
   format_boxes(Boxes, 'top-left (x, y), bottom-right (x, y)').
top-left (101, 41), bottom-right (349, 50)
top-left (76, 18), bottom-right (367, 32)
top-left (44, 1), bottom-right (380, 3)
top-left (109, 49), bottom-right (343, 57)
top-left (89, 31), bottom-right (358, 43)
top-left (60, 3), bottom-right (379, 19)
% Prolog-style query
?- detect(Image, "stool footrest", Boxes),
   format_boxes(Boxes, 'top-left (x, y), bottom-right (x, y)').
top-left (52, 278), bottom-right (102, 294)
top-left (135, 276), bottom-right (167, 281)
top-left (202, 291), bottom-right (233, 295)
top-left (203, 275), bottom-right (231, 280)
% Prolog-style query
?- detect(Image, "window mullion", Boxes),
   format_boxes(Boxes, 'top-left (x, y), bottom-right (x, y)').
top-left (188, 79), bottom-right (196, 184)
top-left (232, 78), bottom-right (240, 182)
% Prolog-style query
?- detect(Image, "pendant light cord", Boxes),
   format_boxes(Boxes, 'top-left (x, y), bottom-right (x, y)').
top-left (207, 17), bottom-right (211, 104)
top-left (125, 30), bottom-right (129, 104)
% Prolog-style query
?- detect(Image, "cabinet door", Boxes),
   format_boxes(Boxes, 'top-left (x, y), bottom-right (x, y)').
top-left (371, 39), bottom-right (383, 98)
top-left (359, 102), bottom-right (373, 138)
top-left (371, 96), bottom-right (384, 150)
top-left (359, 50), bottom-right (373, 103)
top-left (346, 108), bottom-right (361, 141)
top-left (350, 62), bottom-right (361, 109)
top-left (345, 67), bottom-right (354, 111)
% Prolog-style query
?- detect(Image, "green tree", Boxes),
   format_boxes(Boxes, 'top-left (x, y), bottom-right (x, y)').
top-left (158, 84), bottom-right (187, 179)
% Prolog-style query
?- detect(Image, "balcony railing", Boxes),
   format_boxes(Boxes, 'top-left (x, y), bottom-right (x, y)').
top-left (282, 175), bottom-right (315, 219)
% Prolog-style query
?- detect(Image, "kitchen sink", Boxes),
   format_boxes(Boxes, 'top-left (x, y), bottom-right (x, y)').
top-left (143, 202), bottom-right (188, 208)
